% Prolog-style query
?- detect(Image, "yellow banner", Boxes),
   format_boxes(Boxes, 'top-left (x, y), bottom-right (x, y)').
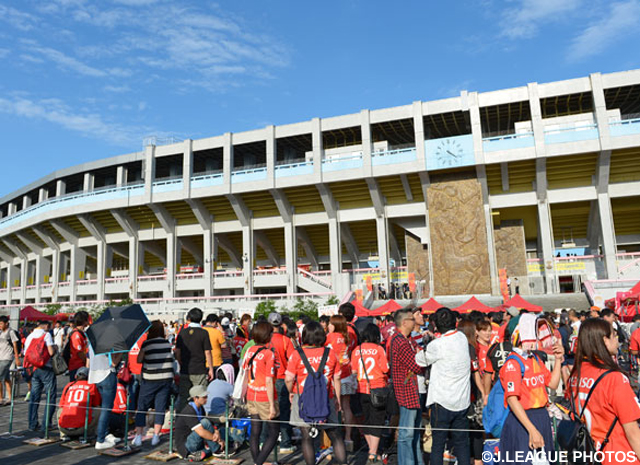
top-left (361, 271), bottom-right (408, 281)
top-left (527, 262), bottom-right (586, 273)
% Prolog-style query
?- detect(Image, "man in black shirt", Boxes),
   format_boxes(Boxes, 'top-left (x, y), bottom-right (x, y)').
top-left (174, 385), bottom-right (224, 460)
top-left (175, 308), bottom-right (213, 411)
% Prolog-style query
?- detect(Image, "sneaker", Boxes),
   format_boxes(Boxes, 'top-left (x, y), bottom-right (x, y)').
top-left (151, 434), bottom-right (161, 446)
top-left (279, 446), bottom-right (296, 455)
top-left (132, 434), bottom-right (142, 447)
top-left (212, 448), bottom-right (226, 458)
top-left (24, 392), bottom-right (31, 402)
top-left (106, 433), bottom-right (121, 444)
top-left (95, 438), bottom-right (117, 450)
top-left (187, 451), bottom-right (208, 462)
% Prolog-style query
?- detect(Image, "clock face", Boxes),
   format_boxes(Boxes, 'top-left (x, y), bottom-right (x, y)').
top-left (434, 138), bottom-right (464, 167)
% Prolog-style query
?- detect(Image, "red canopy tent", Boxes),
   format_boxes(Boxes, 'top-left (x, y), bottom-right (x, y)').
top-left (421, 298), bottom-right (444, 314)
top-left (20, 306), bottom-right (56, 322)
top-left (368, 300), bottom-right (403, 316)
top-left (55, 312), bottom-right (71, 322)
top-left (353, 300), bottom-right (372, 317)
top-left (453, 297), bottom-right (493, 314)
top-left (502, 294), bottom-right (543, 313)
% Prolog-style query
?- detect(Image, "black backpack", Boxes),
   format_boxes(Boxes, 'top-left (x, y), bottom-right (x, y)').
top-left (62, 329), bottom-right (83, 364)
top-left (557, 370), bottom-right (618, 462)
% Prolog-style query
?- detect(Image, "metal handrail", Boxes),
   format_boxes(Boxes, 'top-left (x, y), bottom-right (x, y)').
top-left (231, 166), bottom-right (268, 176)
top-left (191, 172), bottom-right (223, 181)
top-left (543, 123), bottom-right (598, 133)
top-left (298, 267), bottom-right (332, 288)
top-left (152, 177), bottom-right (182, 186)
top-left (483, 132), bottom-right (534, 142)
top-left (371, 147), bottom-right (416, 157)
top-left (275, 160), bottom-right (313, 170)
top-left (322, 152), bottom-right (363, 163)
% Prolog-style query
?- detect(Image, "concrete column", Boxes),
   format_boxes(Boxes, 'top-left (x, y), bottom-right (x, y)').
top-left (203, 230), bottom-right (213, 297)
top-left (223, 132), bottom-right (233, 191)
top-left (311, 118), bottom-right (323, 183)
top-left (50, 250), bottom-right (60, 302)
top-left (96, 242), bottom-right (106, 301)
top-left (242, 226), bottom-right (254, 295)
top-left (116, 166), bottom-right (125, 187)
top-left (328, 218), bottom-right (342, 291)
top-left (183, 139), bottom-right (193, 198)
top-left (166, 234), bottom-right (176, 299)
top-left (590, 73), bottom-right (612, 150)
top-left (528, 83), bottom-right (546, 154)
top-left (266, 125), bottom-right (276, 189)
top-left (38, 188), bottom-right (47, 203)
top-left (22, 196), bottom-right (32, 210)
top-left (477, 165), bottom-right (500, 295)
top-left (537, 198), bottom-right (556, 293)
top-left (597, 194), bottom-right (618, 279)
top-left (467, 92), bottom-right (486, 165)
top-left (8, 203), bottom-right (17, 215)
top-left (6, 263), bottom-right (17, 303)
top-left (285, 222), bottom-right (298, 294)
top-left (129, 238), bottom-right (138, 298)
top-left (83, 173), bottom-right (94, 192)
top-left (413, 101), bottom-right (426, 171)
top-left (35, 256), bottom-right (44, 302)
top-left (144, 144), bottom-right (155, 203)
top-left (376, 216), bottom-right (390, 292)
top-left (70, 245), bottom-right (87, 301)
top-left (361, 110), bottom-right (373, 177)
top-left (20, 259), bottom-right (27, 304)
top-left (56, 180), bottom-right (66, 197)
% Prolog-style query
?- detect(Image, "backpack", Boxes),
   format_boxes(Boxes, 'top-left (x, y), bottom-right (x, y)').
top-left (232, 346), bottom-right (267, 402)
top-left (62, 330), bottom-right (83, 365)
top-left (483, 353), bottom-right (533, 437)
top-left (24, 334), bottom-right (51, 369)
top-left (10, 329), bottom-right (22, 355)
top-left (296, 347), bottom-right (331, 424)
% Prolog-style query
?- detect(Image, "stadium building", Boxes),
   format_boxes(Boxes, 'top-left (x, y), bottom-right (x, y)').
top-left (1, 69), bottom-right (640, 313)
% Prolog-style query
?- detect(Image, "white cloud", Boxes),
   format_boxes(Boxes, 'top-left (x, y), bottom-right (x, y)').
top-left (112, 0), bottom-right (160, 5)
top-left (0, 95), bottom-right (151, 146)
top-left (0, 5), bottom-right (38, 31)
top-left (103, 85), bottom-right (131, 93)
top-left (500, 0), bottom-right (582, 39)
top-left (29, 45), bottom-right (107, 77)
top-left (568, 1), bottom-right (640, 60)
top-left (0, 48), bottom-right (10, 58)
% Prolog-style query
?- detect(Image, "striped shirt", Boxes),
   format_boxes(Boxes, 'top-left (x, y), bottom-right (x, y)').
top-left (141, 337), bottom-right (175, 382)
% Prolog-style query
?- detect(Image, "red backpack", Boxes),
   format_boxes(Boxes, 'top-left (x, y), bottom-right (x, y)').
top-left (25, 334), bottom-right (51, 369)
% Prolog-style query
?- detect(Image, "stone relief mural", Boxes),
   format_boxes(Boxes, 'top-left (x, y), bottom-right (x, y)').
top-left (494, 219), bottom-right (528, 294)
top-left (406, 232), bottom-right (430, 297)
top-left (427, 172), bottom-right (491, 295)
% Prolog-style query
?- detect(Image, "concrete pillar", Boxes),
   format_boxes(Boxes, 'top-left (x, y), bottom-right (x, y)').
top-left (376, 216), bottom-right (390, 292)
top-left (266, 125), bottom-right (276, 189)
top-left (116, 166), bottom-right (125, 187)
top-left (35, 256), bottom-right (44, 302)
top-left (8, 203), bottom-right (17, 215)
top-left (413, 101), bottom-right (426, 171)
top-left (129, 238), bottom-right (138, 298)
top-left (56, 180), bottom-right (66, 197)
top-left (311, 118), bottom-right (323, 183)
top-left (242, 226), bottom-right (254, 295)
top-left (183, 139), bottom-right (193, 198)
top-left (203, 230), bottom-right (213, 297)
top-left (38, 188), bottom-right (47, 203)
top-left (83, 173), bottom-right (94, 192)
top-left (166, 234), bottom-right (177, 299)
top-left (537, 199), bottom-right (556, 293)
top-left (96, 242), bottom-right (106, 301)
top-left (597, 194), bottom-right (618, 279)
top-left (70, 245), bottom-right (87, 301)
top-left (23, 196), bottom-right (32, 210)
top-left (144, 144), bottom-right (155, 203)
top-left (285, 222), bottom-right (298, 294)
top-left (6, 263), bottom-right (16, 303)
top-left (20, 259), bottom-right (27, 304)
top-left (361, 110), bottom-right (372, 177)
top-left (590, 73), bottom-right (612, 150)
top-left (328, 218), bottom-right (342, 291)
top-left (223, 132), bottom-right (233, 190)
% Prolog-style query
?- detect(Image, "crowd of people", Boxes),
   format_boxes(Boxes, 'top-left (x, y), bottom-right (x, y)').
top-left (2, 301), bottom-right (640, 465)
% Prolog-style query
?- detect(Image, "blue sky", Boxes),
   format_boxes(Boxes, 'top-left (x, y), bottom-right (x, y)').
top-left (1, 0), bottom-right (639, 197)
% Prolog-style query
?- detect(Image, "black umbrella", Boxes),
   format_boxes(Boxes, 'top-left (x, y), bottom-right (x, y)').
top-left (86, 304), bottom-right (150, 355)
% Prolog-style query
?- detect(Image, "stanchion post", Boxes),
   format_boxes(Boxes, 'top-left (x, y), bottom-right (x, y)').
top-left (44, 388), bottom-right (51, 439)
top-left (82, 391), bottom-right (91, 444)
top-left (8, 370), bottom-right (16, 434)
top-left (224, 399), bottom-right (229, 459)
top-left (123, 389), bottom-right (131, 450)
top-left (168, 395), bottom-right (175, 455)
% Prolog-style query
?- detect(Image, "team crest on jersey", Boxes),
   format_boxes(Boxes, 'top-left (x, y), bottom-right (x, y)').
top-left (507, 382), bottom-right (515, 392)
top-left (505, 362), bottom-right (516, 372)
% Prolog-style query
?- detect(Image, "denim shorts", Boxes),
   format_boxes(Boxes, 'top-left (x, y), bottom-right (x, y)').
top-left (0, 360), bottom-right (11, 381)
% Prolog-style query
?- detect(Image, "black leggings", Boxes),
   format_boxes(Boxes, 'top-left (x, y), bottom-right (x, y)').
top-left (249, 416), bottom-right (279, 465)
top-left (299, 427), bottom-right (347, 465)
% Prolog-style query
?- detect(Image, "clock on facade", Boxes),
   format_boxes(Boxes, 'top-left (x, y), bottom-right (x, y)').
top-left (434, 138), bottom-right (464, 167)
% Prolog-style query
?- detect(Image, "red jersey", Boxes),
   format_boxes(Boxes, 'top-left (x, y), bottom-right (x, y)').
top-left (243, 345), bottom-right (276, 403)
top-left (269, 333), bottom-right (293, 379)
top-left (568, 363), bottom-right (640, 464)
top-left (128, 333), bottom-right (147, 376)
top-left (381, 323), bottom-right (397, 343)
top-left (233, 336), bottom-right (248, 358)
top-left (325, 332), bottom-right (351, 379)
top-left (499, 352), bottom-right (550, 410)
top-left (286, 347), bottom-right (338, 398)
top-left (490, 322), bottom-right (501, 345)
top-left (629, 328), bottom-right (640, 353)
top-left (59, 380), bottom-right (101, 428)
top-left (351, 343), bottom-right (389, 394)
top-left (68, 330), bottom-right (88, 371)
top-left (498, 322), bottom-right (508, 344)
top-left (346, 324), bottom-right (358, 354)
top-left (477, 343), bottom-right (489, 374)
top-left (112, 383), bottom-right (128, 414)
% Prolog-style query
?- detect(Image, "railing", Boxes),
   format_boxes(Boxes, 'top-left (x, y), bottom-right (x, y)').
top-left (298, 267), bottom-right (332, 288)
top-left (212, 270), bottom-right (243, 277)
top-left (152, 177), bottom-right (182, 186)
top-left (609, 117), bottom-right (640, 137)
top-left (0, 182), bottom-right (145, 227)
top-left (482, 132), bottom-right (535, 152)
top-left (191, 172), bottom-right (223, 182)
top-left (254, 268), bottom-right (288, 276)
top-left (138, 275), bottom-right (167, 282)
top-left (371, 147), bottom-right (417, 165)
top-left (41, 283), bottom-right (52, 289)
top-left (544, 123), bottom-right (599, 144)
top-left (176, 273), bottom-right (204, 280)
top-left (617, 253), bottom-right (640, 276)
top-left (322, 153), bottom-right (363, 164)
top-left (105, 277), bottom-right (128, 283)
top-left (26, 285), bottom-right (36, 290)
top-left (77, 279), bottom-right (98, 286)
top-left (275, 161), bottom-right (313, 171)
top-left (58, 281), bottom-right (70, 288)
top-left (231, 166), bottom-right (268, 176)
top-left (311, 270), bottom-right (332, 276)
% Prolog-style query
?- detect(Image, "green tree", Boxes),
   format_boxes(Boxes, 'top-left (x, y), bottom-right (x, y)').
top-left (325, 295), bottom-right (339, 305)
top-left (254, 300), bottom-right (277, 320)
top-left (44, 303), bottom-right (62, 316)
